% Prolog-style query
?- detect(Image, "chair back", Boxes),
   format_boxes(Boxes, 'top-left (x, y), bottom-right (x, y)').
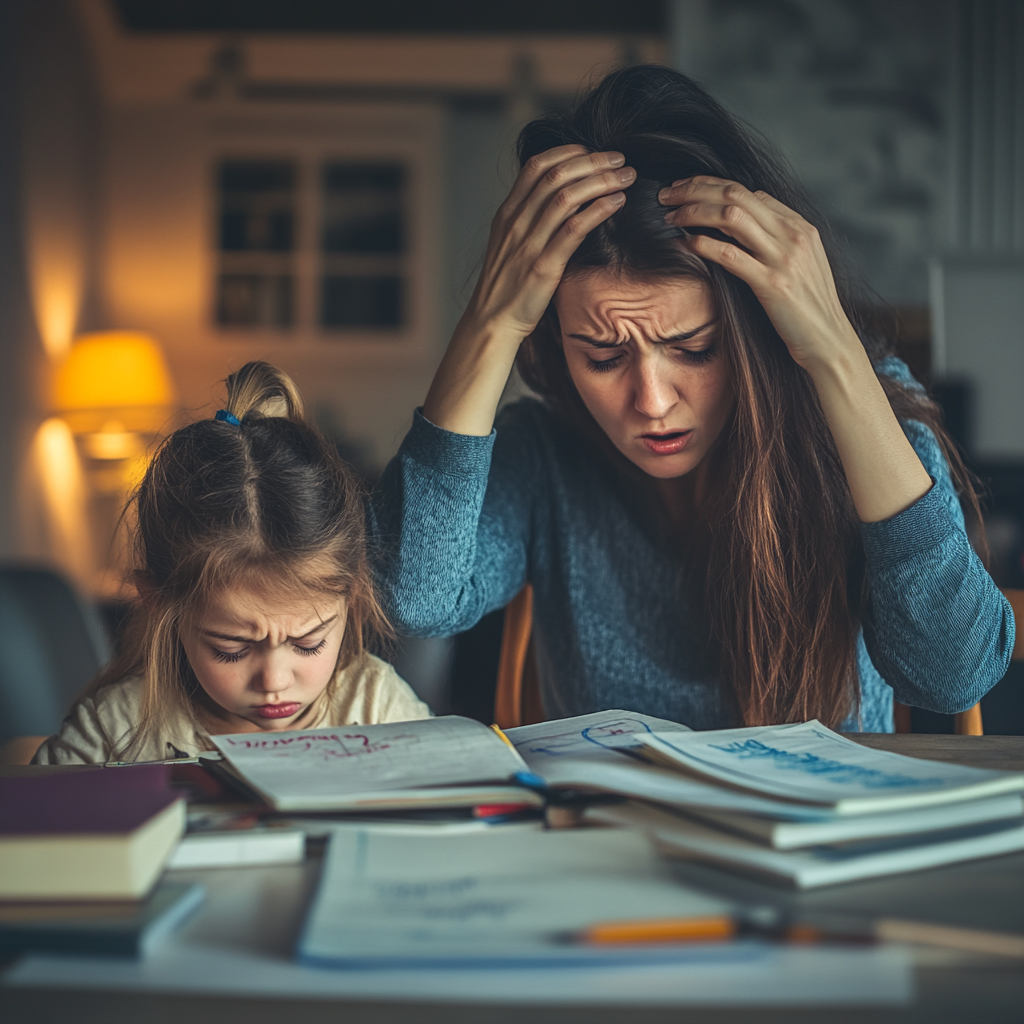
top-left (495, 585), bottom-right (544, 729)
top-left (0, 566), bottom-right (111, 744)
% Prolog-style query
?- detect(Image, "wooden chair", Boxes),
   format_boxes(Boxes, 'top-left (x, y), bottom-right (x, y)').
top-left (494, 585), bottom-right (544, 729)
top-left (496, 586), bottom-right (1024, 735)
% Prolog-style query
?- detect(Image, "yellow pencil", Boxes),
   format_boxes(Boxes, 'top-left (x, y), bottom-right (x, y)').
top-left (577, 916), bottom-right (736, 945)
top-left (490, 723), bottom-right (516, 750)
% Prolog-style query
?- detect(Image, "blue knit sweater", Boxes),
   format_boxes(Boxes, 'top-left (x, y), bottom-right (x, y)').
top-left (370, 359), bottom-right (1014, 731)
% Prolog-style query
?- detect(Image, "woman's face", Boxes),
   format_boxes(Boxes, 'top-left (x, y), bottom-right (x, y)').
top-left (180, 585), bottom-right (346, 733)
top-left (555, 272), bottom-right (733, 479)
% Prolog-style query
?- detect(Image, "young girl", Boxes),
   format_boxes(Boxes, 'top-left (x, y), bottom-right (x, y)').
top-left (34, 362), bottom-right (430, 764)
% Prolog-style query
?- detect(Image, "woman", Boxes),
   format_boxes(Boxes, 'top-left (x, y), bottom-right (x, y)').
top-left (371, 66), bottom-right (1013, 731)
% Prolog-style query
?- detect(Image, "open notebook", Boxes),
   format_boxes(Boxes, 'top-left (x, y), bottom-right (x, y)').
top-left (638, 721), bottom-right (1024, 814)
top-left (209, 716), bottom-right (543, 812)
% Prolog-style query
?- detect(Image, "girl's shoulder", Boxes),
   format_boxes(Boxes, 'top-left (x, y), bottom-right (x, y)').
top-left (327, 652), bottom-right (433, 726)
top-left (32, 677), bottom-right (146, 764)
top-left (33, 677), bottom-right (201, 765)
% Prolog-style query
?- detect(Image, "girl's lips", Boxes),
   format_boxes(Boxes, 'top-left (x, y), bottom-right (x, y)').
top-left (254, 702), bottom-right (302, 719)
top-left (640, 430), bottom-right (692, 455)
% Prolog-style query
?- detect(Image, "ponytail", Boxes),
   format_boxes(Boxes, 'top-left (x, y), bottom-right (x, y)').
top-left (222, 360), bottom-right (305, 423)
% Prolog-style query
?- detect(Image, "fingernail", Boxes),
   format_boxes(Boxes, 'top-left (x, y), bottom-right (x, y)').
top-left (658, 187), bottom-right (671, 202)
top-left (672, 179), bottom-right (687, 186)
top-left (610, 192), bottom-right (626, 206)
top-left (608, 153), bottom-right (625, 167)
top-left (617, 167), bottom-right (636, 183)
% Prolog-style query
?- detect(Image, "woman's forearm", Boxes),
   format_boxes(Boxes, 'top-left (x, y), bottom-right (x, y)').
top-left (422, 321), bottom-right (522, 436)
top-left (807, 338), bottom-right (933, 523)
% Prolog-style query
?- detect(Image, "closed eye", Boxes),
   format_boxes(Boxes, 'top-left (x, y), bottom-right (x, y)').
top-left (294, 637), bottom-right (329, 657)
top-left (676, 343), bottom-right (718, 365)
top-left (213, 648), bottom-right (247, 664)
top-left (585, 353), bottom-right (625, 373)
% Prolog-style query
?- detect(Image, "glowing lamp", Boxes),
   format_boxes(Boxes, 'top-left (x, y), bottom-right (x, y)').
top-left (54, 331), bottom-right (176, 460)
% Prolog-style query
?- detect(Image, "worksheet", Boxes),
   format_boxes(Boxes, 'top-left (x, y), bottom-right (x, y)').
top-left (299, 827), bottom-right (732, 966)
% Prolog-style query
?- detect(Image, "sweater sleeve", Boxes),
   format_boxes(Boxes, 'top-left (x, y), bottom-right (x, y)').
top-left (31, 694), bottom-right (116, 765)
top-left (368, 406), bottom-right (537, 637)
top-left (859, 417), bottom-right (1014, 714)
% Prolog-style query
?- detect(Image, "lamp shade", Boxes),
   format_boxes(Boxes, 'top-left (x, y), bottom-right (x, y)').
top-left (53, 331), bottom-right (176, 434)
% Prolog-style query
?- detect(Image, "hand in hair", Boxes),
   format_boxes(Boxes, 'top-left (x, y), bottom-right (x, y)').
top-left (423, 146), bottom-right (635, 436)
top-left (658, 176), bottom-right (860, 376)
top-left (660, 176), bottom-right (933, 523)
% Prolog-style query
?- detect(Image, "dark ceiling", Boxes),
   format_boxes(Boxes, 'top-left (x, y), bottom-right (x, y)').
top-left (112, 1), bottom-right (667, 34)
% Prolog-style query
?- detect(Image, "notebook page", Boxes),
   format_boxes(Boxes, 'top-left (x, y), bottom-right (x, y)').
top-left (211, 716), bottom-right (526, 804)
top-left (642, 721), bottom-right (1024, 812)
top-left (299, 828), bottom-right (731, 966)
top-left (508, 711), bottom-right (850, 820)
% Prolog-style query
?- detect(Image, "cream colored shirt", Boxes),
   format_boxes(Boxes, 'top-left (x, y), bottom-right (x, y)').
top-left (32, 653), bottom-right (432, 765)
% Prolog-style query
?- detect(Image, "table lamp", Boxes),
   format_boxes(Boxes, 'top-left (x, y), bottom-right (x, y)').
top-left (53, 331), bottom-right (176, 461)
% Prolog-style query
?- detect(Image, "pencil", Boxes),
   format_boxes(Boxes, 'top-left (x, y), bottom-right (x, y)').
top-left (577, 916), bottom-right (736, 945)
top-left (490, 723), bottom-right (516, 750)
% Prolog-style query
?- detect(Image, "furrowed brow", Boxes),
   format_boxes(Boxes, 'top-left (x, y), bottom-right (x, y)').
top-left (568, 319), bottom-right (717, 348)
top-left (203, 614), bottom-right (337, 644)
top-left (659, 319), bottom-right (717, 342)
top-left (567, 334), bottom-right (625, 349)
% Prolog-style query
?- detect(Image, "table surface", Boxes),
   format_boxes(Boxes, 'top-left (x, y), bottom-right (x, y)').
top-left (3, 734), bottom-right (1023, 1024)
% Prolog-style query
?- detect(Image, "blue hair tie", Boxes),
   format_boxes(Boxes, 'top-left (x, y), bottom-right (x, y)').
top-left (215, 409), bottom-right (241, 426)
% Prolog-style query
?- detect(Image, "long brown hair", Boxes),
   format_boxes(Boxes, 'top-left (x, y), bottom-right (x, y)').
top-left (92, 361), bottom-right (389, 758)
top-left (517, 66), bottom-right (983, 728)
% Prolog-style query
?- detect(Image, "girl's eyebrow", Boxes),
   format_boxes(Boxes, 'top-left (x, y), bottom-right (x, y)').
top-left (568, 319), bottom-right (717, 348)
top-left (203, 615), bottom-right (338, 644)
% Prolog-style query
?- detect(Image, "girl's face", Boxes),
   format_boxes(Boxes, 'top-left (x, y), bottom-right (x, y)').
top-left (555, 272), bottom-right (733, 479)
top-left (180, 585), bottom-right (346, 733)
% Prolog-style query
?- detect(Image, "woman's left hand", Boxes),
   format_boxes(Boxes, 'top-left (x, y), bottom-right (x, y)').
top-left (658, 176), bottom-right (862, 375)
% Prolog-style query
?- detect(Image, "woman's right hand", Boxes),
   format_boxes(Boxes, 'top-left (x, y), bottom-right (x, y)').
top-left (423, 146), bottom-right (634, 435)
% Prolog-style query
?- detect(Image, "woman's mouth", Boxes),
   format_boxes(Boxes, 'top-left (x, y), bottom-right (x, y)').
top-left (254, 702), bottom-right (303, 719)
top-left (640, 430), bottom-right (692, 455)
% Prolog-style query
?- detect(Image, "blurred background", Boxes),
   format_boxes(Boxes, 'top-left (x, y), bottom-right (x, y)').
top-left (0, 0), bottom-right (1021, 743)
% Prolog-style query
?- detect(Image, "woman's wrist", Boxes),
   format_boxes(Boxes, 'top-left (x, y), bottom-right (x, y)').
top-left (422, 320), bottom-right (523, 436)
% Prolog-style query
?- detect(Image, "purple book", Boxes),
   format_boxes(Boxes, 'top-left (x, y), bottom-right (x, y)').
top-left (0, 766), bottom-right (179, 836)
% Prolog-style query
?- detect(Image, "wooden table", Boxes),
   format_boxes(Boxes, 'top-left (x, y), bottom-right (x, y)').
top-left (3, 735), bottom-right (1023, 1024)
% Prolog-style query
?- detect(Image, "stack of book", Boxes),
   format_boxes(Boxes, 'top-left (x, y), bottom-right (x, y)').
top-left (0, 766), bottom-right (202, 955)
top-left (197, 710), bottom-right (1024, 889)
top-left (504, 715), bottom-right (1024, 889)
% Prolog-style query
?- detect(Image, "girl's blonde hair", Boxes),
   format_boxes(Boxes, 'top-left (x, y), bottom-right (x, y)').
top-left (92, 361), bottom-right (388, 758)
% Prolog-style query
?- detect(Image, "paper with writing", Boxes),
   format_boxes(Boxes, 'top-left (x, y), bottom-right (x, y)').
top-left (642, 721), bottom-right (1024, 813)
top-left (299, 828), bottom-right (731, 966)
top-left (211, 716), bottom-right (529, 811)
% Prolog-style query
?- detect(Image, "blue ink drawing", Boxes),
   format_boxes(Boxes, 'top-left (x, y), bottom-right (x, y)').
top-left (524, 718), bottom-right (655, 757)
top-left (705, 739), bottom-right (947, 790)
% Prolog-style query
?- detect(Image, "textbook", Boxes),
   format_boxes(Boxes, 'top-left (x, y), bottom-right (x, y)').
top-left (298, 827), bottom-right (732, 967)
top-left (167, 823), bottom-right (305, 869)
top-left (0, 766), bottom-right (186, 900)
top-left (209, 716), bottom-right (545, 813)
top-left (588, 800), bottom-right (1024, 889)
top-left (0, 882), bottom-right (204, 957)
top-left (686, 795), bottom-right (1024, 850)
top-left (638, 722), bottom-right (1024, 814)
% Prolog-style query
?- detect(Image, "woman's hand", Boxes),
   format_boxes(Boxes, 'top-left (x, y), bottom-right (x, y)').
top-left (660, 175), bottom-right (933, 524)
top-left (658, 176), bottom-right (860, 374)
top-left (423, 146), bottom-right (635, 436)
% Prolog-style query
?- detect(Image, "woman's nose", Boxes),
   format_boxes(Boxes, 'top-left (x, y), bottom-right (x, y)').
top-left (632, 361), bottom-right (679, 421)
